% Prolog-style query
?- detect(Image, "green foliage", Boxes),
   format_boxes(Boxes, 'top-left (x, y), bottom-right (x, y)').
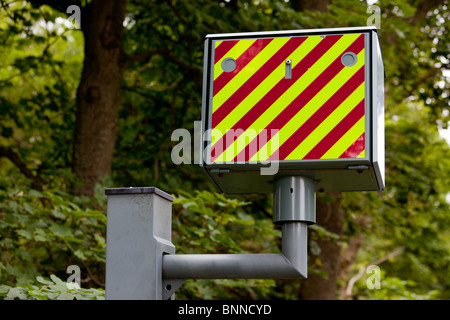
top-left (0, 275), bottom-right (104, 300)
top-left (0, 1), bottom-right (83, 190)
top-left (341, 121), bottom-right (450, 299)
top-left (353, 268), bottom-right (441, 300)
top-left (0, 183), bottom-right (107, 288)
top-left (172, 190), bottom-right (281, 299)
top-left (0, 0), bottom-right (449, 300)
top-left (173, 190), bottom-right (279, 254)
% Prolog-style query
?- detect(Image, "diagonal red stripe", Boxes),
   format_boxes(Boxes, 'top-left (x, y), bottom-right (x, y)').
top-left (234, 34), bottom-right (365, 162)
top-left (214, 40), bottom-right (239, 64)
top-left (211, 35), bottom-right (343, 162)
top-left (213, 38), bottom-right (273, 97)
top-left (339, 133), bottom-right (365, 159)
top-left (211, 36), bottom-right (308, 129)
top-left (303, 100), bottom-right (365, 160)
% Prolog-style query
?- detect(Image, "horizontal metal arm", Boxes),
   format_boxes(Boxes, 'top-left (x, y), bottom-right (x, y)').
top-left (162, 222), bottom-right (307, 280)
top-left (163, 253), bottom-right (303, 279)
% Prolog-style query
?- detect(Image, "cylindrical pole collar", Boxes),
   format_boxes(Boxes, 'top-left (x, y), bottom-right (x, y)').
top-left (273, 176), bottom-right (316, 224)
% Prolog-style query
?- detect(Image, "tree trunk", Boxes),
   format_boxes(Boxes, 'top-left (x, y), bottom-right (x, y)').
top-left (339, 214), bottom-right (371, 299)
top-left (72, 0), bottom-right (128, 196)
top-left (298, 192), bottom-right (345, 300)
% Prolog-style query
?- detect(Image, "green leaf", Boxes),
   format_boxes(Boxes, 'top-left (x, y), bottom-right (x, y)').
top-left (16, 229), bottom-right (33, 240)
top-left (74, 249), bottom-right (87, 260)
top-left (0, 285), bottom-right (11, 294)
top-left (28, 291), bottom-right (49, 300)
top-left (6, 287), bottom-right (29, 300)
top-left (50, 274), bottom-right (67, 287)
top-left (28, 189), bottom-right (43, 198)
top-left (46, 292), bottom-right (60, 299)
top-left (36, 276), bottom-right (53, 285)
top-left (33, 229), bottom-right (48, 242)
top-left (310, 224), bottom-right (340, 240)
top-left (57, 291), bottom-right (75, 300)
top-left (66, 282), bottom-right (81, 290)
top-left (182, 201), bottom-right (196, 209)
top-left (49, 224), bottom-right (72, 237)
top-left (51, 207), bottom-right (66, 219)
top-left (23, 203), bottom-right (35, 214)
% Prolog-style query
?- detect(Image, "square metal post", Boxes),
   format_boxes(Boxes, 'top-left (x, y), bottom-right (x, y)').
top-left (105, 187), bottom-right (174, 300)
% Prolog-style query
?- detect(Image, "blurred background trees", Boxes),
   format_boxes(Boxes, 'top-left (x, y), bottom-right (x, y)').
top-left (0, 0), bottom-right (449, 299)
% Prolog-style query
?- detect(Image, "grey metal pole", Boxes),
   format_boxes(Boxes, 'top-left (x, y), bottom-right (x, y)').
top-left (163, 254), bottom-right (301, 279)
top-left (282, 222), bottom-right (308, 278)
top-left (162, 221), bottom-right (308, 279)
top-left (105, 176), bottom-right (315, 298)
top-left (162, 176), bottom-right (316, 282)
top-left (105, 187), bottom-right (175, 300)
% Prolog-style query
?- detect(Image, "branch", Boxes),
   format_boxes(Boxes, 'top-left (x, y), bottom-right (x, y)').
top-left (344, 247), bottom-right (405, 299)
top-left (125, 48), bottom-right (202, 76)
top-left (370, 247), bottom-right (405, 266)
top-left (125, 47), bottom-right (169, 66)
top-left (165, 51), bottom-right (202, 75)
top-left (167, 0), bottom-right (194, 32)
top-left (0, 146), bottom-right (43, 191)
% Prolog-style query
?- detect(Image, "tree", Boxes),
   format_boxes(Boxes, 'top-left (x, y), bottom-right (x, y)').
top-left (71, 0), bottom-right (128, 197)
top-left (0, 0), bottom-right (449, 300)
top-left (22, 0), bottom-right (132, 197)
top-left (290, 0), bottom-right (449, 300)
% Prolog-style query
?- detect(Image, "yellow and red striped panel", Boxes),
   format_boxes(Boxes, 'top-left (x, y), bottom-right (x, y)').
top-left (209, 33), bottom-right (366, 163)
